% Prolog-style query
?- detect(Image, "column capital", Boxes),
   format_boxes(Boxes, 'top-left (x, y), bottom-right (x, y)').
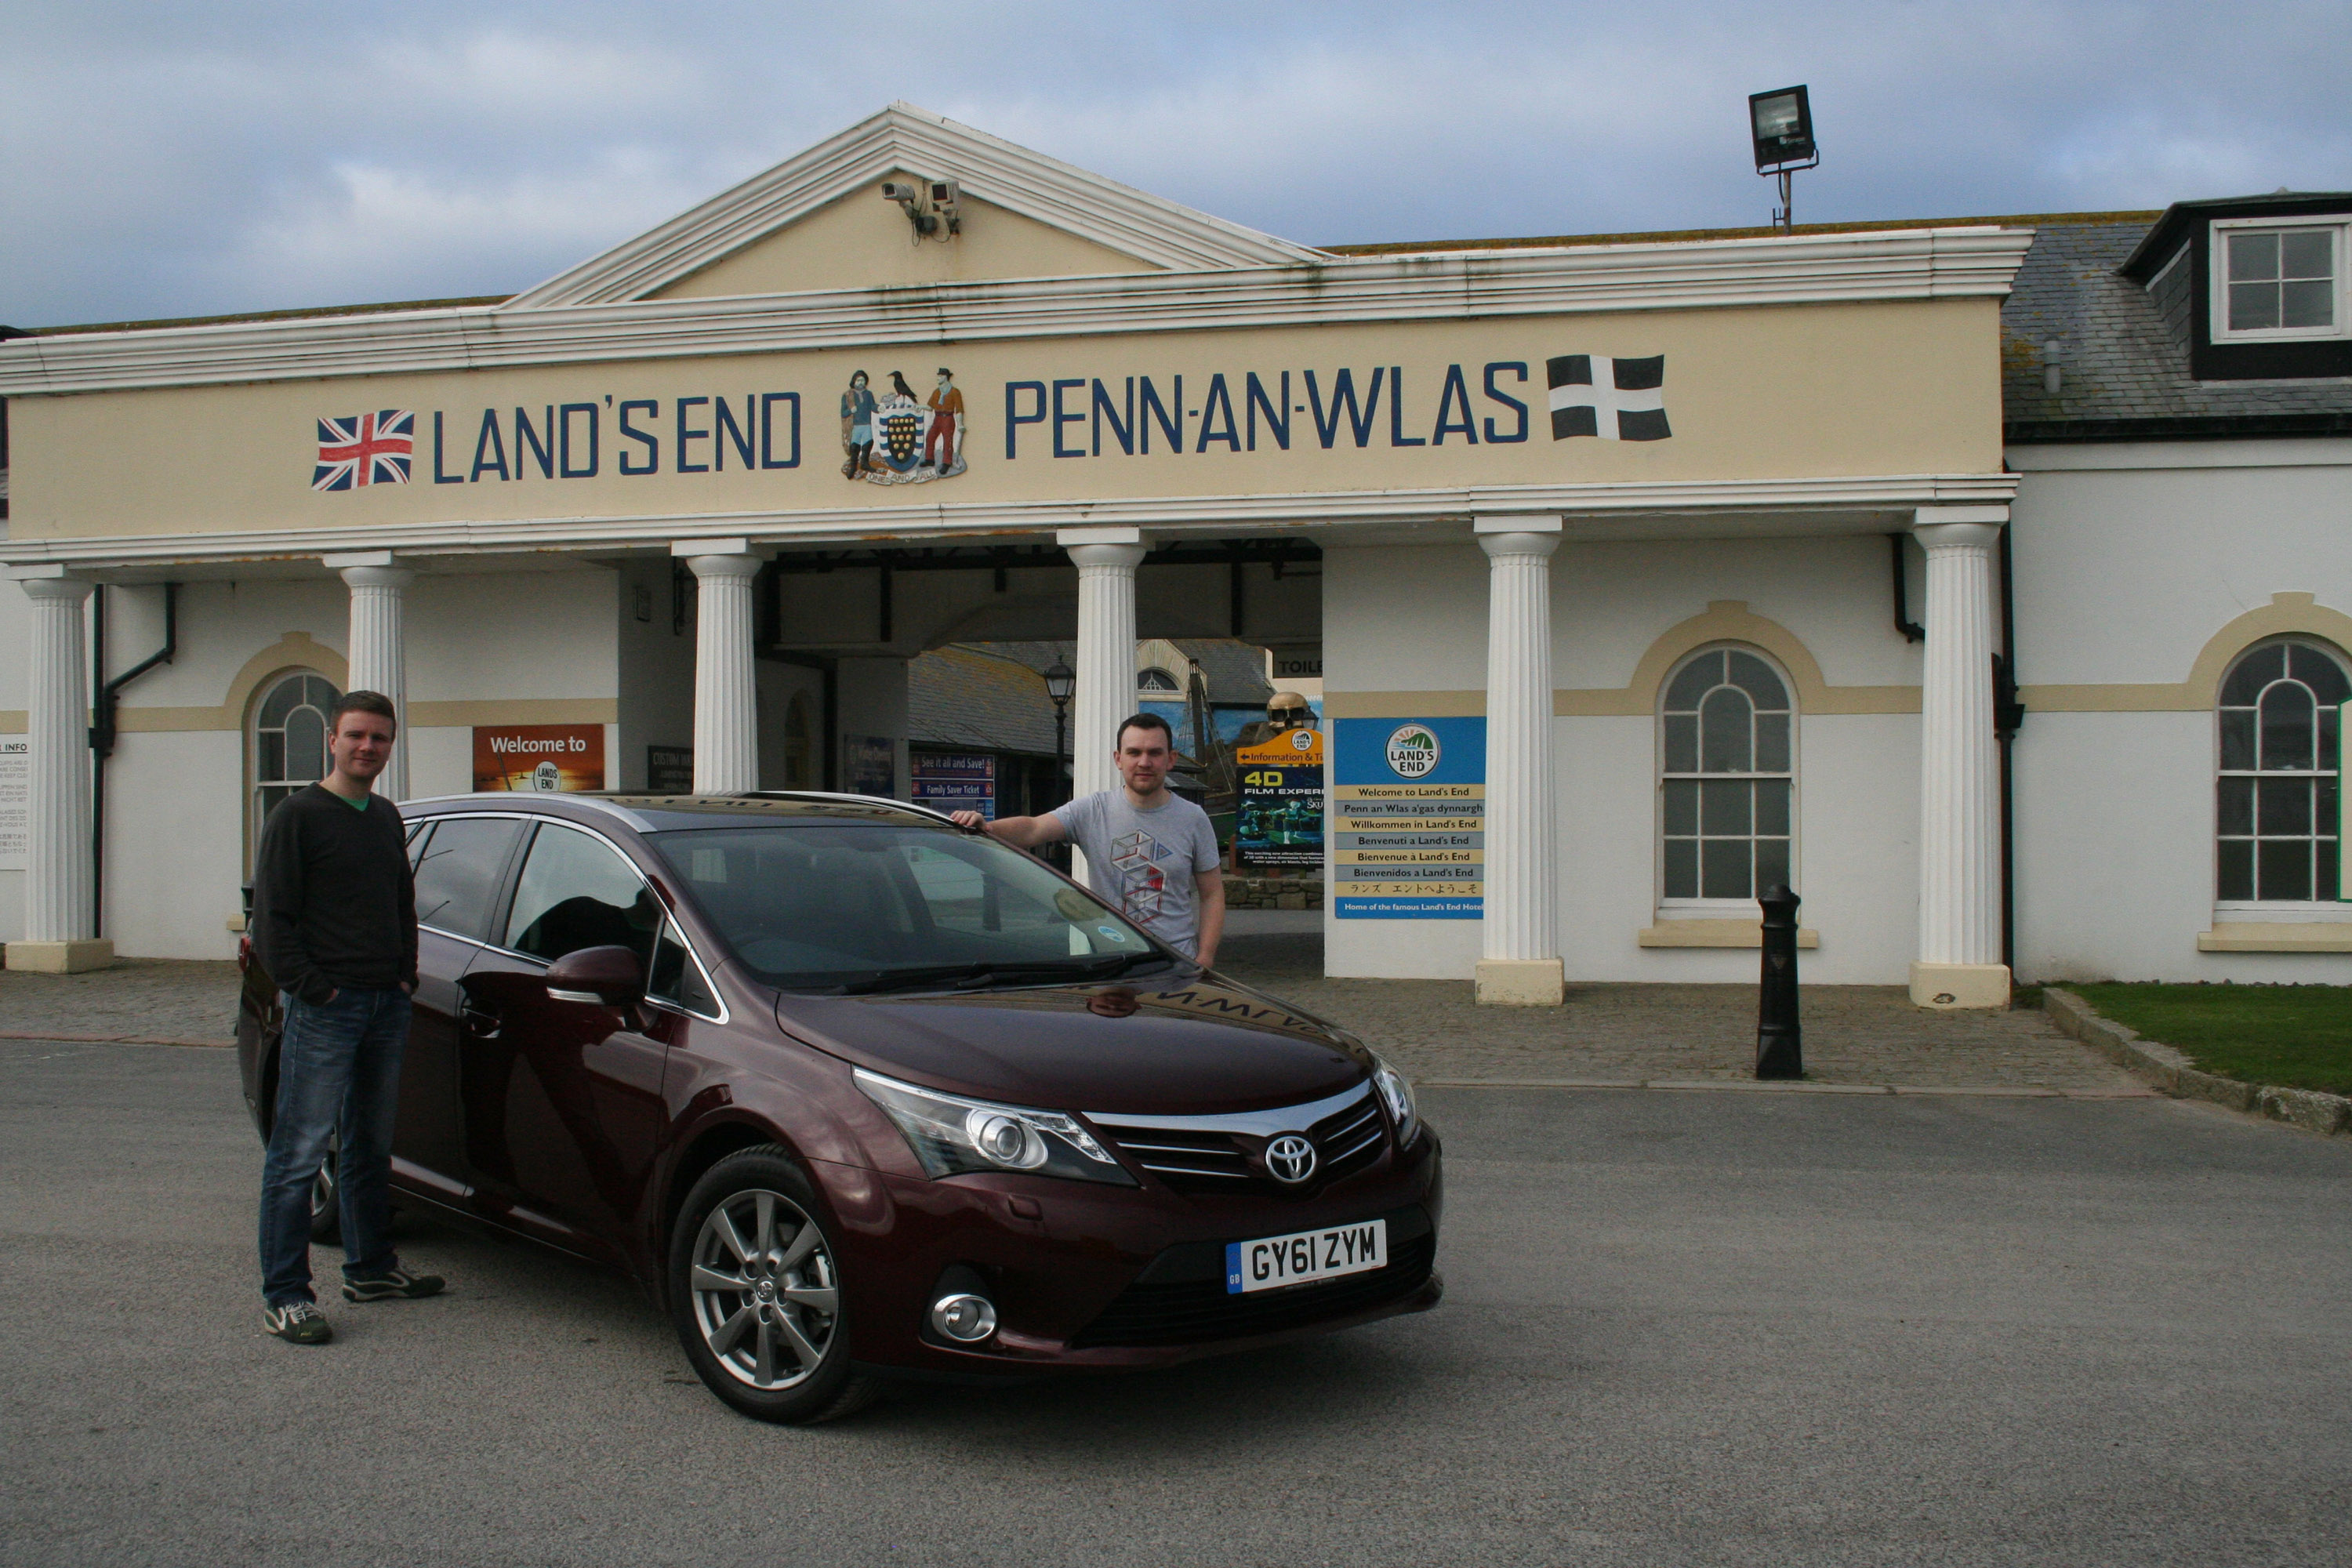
top-left (1055, 525), bottom-right (1145, 547)
top-left (337, 564), bottom-right (417, 591)
top-left (1911, 504), bottom-right (2007, 547)
top-left (683, 552), bottom-right (764, 582)
top-left (1477, 530), bottom-right (1562, 561)
top-left (1065, 541), bottom-right (1147, 571)
top-left (321, 550), bottom-right (401, 571)
top-left (1473, 513), bottom-right (1563, 535)
top-left (13, 572), bottom-right (93, 603)
top-left (673, 536), bottom-right (753, 558)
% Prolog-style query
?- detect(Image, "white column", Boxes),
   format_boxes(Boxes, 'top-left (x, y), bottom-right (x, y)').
top-left (5, 568), bottom-right (110, 971)
top-left (1060, 527), bottom-right (1147, 881)
top-left (1475, 517), bottom-right (1563, 1005)
top-left (681, 543), bottom-right (762, 794)
top-left (327, 553), bottom-right (416, 802)
top-left (1911, 507), bottom-right (2009, 1009)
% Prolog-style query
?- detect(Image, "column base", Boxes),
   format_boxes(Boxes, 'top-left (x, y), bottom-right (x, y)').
top-left (1909, 961), bottom-right (2010, 1010)
top-left (1475, 958), bottom-right (1564, 1007)
top-left (5, 938), bottom-right (115, 974)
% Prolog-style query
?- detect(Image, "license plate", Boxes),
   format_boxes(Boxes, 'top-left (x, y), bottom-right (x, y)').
top-left (1225, 1218), bottom-right (1388, 1294)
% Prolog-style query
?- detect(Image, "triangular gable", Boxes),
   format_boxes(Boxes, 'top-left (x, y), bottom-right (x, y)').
top-left (503, 103), bottom-right (1322, 310)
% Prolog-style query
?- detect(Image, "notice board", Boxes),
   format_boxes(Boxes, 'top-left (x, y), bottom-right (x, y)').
top-left (1234, 724), bottom-right (1325, 869)
top-left (1331, 717), bottom-right (1485, 919)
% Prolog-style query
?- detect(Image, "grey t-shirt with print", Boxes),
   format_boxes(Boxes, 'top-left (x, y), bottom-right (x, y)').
top-left (1051, 789), bottom-right (1221, 956)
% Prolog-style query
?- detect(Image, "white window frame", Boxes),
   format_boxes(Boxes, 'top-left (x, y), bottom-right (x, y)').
top-left (2209, 216), bottom-right (2352, 343)
top-left (2213, 637), bottom-right (2350, 920)
top-left (1655, 644), bottom-right (1798, 920)
top-left (247, 669), bottom-right (341, 872)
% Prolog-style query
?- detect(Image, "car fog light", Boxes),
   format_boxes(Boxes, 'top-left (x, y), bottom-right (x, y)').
top-left (931, 1292), bottom-right (998, 1342)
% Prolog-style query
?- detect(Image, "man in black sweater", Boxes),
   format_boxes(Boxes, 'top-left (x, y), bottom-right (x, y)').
top-left (251, 689), bottom-right (444, 1344)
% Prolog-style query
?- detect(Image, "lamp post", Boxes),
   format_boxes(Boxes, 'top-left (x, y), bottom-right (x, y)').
top-left (1044, 657), bottom-right (1074, 807)
top-left (1748, 84), bottom-right (1819, 230)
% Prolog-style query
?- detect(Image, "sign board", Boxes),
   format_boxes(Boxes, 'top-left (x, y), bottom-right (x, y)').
top-left (0, 739), bottom-right (27, 871)
top-left (912, 752), bottom-right (996, 819)
top-left (1331, 717), bottom-right (1486, 919)
top-left (473, 724), bottom-right (605, 793)
top-left (844, 735), bottom-right (897, 799)
top-left (646, 745), bottom-right (693, 793)
top-left (1234, 725), bottom-right (1324, 868)
top-left (1267, 645), bottom-right (1324, 683)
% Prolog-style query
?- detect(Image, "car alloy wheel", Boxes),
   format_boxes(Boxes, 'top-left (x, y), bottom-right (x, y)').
top-left (668, 1146), bottom-right (879, 1424)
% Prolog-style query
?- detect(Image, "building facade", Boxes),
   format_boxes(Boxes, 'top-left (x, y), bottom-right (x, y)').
top-left (2, 106), bottom-right (2338, 998)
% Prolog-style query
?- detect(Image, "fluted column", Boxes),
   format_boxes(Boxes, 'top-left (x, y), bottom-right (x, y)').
top-left (1475, 517), bottom-right (1563, 1005)
top-left (5, 569), bottom-right (110, 971)
top-left (684, 548), bottom-right (762, 794)
top-left (1911, 508), bottom-right (2009, 1008)
top-left (328, 555), bottom-right (416, 801)
top-left (1061, 528), bottom-right (1147, 880)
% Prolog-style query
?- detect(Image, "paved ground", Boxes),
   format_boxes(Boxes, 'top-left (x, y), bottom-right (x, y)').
top-left (2, 1038), bottom-right (2345, 1566)
top-left (0, 937), bottom-right (2141, 1094)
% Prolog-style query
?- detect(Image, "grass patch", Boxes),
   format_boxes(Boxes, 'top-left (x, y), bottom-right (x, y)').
top-left (2069, 983), bottom-right (2352, 1098)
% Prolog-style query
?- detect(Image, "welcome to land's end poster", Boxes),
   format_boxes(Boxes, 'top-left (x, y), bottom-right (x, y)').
top-left (474, 724), bottom-right (606, 793)
top-left (1332, 717), bottom-right (1486, 919)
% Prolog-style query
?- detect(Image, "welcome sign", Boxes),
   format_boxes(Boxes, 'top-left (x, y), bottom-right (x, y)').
top-left (1331, 717), bottom-right (1486, 920)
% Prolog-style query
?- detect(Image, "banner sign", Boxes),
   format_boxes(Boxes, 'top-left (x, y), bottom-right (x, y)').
top-left (912, 752), bottom-right (996, 819)
top-left (1331, 717), bottom-right (1486, 919)
top-left (0, 739), bottom-right (27, 871)
top-left (1234, 725), bottom-right (1324, 869)
top-left (473, 724), bottom-right (605, 793)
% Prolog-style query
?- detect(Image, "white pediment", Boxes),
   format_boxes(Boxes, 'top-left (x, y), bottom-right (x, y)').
top-left (503, 103), bottom-right (1322, 309)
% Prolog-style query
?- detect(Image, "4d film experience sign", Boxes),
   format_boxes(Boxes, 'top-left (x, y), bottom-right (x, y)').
top-left (1235, 725), bottom-right (1324, 869)
top-left (473, 724), bottom-right (607, 793)
top-left (1333, 718), bottom-right (1486, 919)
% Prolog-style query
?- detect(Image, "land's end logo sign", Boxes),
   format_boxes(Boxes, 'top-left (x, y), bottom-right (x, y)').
top-left (304, 354), bottom-right (1668, 495)
top-left (1385, 725), bottom-right (1441, 779)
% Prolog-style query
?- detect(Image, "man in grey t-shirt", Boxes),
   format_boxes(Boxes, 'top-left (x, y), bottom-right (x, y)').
top-left (952, 713), bottom-right (1225, 964)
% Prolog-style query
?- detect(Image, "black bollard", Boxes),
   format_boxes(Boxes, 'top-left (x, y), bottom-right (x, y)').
top-left (1755, 883), bottom-right (1802, 1080)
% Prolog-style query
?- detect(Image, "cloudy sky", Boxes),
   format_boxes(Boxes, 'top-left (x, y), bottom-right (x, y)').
top-left (4, 0), bottom-right (2347, 328)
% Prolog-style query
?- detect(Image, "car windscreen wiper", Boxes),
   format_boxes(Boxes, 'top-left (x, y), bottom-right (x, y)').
top-left (831, 951), bottom-right (1172, 996)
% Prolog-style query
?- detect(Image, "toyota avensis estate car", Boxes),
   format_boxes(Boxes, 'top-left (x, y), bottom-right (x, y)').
top-left (237, 792), bottom-right (1443, 1423)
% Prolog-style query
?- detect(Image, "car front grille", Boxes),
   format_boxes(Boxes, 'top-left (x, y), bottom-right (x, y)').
top-left (1070, 1210), bottom-right (1437, 1348)
top-left (1091, 1083), bottom-right (1391, 1196)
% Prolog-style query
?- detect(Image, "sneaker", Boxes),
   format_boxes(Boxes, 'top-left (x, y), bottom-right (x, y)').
top-left (263, 1301), bottom-right (333, 1345)
top-left (343, 1268), bottom-right (446, 1303)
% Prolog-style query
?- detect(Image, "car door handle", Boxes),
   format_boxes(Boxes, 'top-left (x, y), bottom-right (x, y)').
top-left (460, 1004), bottom-right (503, 1040)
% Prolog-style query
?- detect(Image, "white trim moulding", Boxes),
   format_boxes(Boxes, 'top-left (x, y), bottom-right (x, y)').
top-left (0, 229), bottom-right (2034, 398)
top-left (0, 471), bottom-right (2020, 572)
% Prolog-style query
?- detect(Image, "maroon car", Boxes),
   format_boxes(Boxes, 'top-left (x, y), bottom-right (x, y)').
top-left (236, 792), bottom-right (1442, 1422)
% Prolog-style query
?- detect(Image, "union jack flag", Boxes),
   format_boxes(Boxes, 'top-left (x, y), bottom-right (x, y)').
top-left (313, 410), bottom-right (415, 491)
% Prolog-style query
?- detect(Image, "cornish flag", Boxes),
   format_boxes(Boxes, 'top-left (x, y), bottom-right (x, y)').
top-left (313, 410), bottom-right (415, 491)
top-left (1546, 356), bottom-right (1670, 441)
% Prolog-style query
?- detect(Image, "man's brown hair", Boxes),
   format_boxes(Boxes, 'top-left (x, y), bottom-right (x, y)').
top-left (332, 690), bottom-right (397, 733)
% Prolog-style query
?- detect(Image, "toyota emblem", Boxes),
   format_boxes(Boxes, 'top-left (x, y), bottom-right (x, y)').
top-left (1265, 1134), bottom-right (1318, 1185)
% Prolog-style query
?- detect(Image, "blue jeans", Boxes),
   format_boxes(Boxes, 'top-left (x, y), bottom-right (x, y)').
top-left (258, 986), bottom-right (412, 1306)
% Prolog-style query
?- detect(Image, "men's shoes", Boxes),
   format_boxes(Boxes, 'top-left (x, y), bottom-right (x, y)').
top-left (263, 1300), bottom-right (333, 1345)
top-left (343, 1268), bottom-right (446, 1303)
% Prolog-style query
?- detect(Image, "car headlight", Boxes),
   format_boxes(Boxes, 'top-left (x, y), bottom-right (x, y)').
top-left (1370, 1054), bottom-right (1420, 1146)
top-left (854, 1068), bottom-right (1137, 1186)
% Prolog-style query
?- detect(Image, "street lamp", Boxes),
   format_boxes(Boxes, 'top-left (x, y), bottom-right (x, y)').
top-left (1748, 84), bottom-right (1818, 230)
top-left (1043, 657), bottom-right (1074, 802)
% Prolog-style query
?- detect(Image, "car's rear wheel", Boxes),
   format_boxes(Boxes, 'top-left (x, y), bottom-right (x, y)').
top-left (668, 1147), bottom-right (879, 1425)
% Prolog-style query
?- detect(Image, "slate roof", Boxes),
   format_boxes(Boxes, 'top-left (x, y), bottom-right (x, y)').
top-left (2002, 216), bottom-right (2352, 441)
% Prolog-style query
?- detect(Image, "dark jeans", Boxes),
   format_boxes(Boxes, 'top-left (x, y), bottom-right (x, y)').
top-left (258, 986), bottom-right (412, 1306)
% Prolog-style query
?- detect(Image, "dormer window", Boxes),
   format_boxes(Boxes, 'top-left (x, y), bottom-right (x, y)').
top-left (2214, 219), bottom-right (2346, 341)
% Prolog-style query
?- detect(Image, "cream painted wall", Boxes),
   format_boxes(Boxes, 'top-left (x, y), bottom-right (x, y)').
top-left (12, 298), bottom-right (2005, 541)
top-left (652, 184), bottom-right (1157, 299)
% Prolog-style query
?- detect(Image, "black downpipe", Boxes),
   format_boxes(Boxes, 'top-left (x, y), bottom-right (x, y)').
top-left (89, 583), bottom-right (178, 932)
top-left (1889, 533), bottom-right (1926, 642)
top-left (1994, 522), bottom-right (2025, 975)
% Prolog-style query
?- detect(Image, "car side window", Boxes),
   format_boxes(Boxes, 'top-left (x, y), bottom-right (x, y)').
top-left (405, 820), bottom-right (433, 869)
top-left (505, 822), bottom-right (662, 970)
top-left (412, 817), bottom-right (527, 940)
top-left (648, 918), bottom-right (720, 1017)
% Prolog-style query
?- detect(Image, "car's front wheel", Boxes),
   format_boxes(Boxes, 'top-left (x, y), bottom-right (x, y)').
top-left (668, 1147), bottom-right (879, 1425)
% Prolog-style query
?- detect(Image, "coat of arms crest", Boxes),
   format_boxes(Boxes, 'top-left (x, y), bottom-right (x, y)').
top-left (841, 367), bottom-right (967, 485)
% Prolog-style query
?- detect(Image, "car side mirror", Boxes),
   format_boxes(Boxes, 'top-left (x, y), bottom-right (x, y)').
top-left (544, 945), bottom-right (647, 1008)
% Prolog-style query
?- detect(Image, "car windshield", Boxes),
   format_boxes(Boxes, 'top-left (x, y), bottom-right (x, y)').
top-left (648, 823), bottom-right (1172, 993)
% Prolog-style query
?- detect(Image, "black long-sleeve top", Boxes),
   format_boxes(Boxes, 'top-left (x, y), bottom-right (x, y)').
top-left (250, 785), bottom-right (418, 1005)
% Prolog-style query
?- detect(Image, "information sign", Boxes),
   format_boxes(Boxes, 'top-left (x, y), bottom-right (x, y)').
top-left (1234, 725), bottom-right (1324, 868)
top-left (0, 739), bottom-right (27, 871)
top-left (844, 735), bottom-right (897, 799)
top-left (912, 752), bottom-right (996, 819)
top-left (1331, 717), bottom-right (1485, 919)
top-left (474, 724), bottom-right (605, 793)
top-left (645, 745), bottom-right (693, 793)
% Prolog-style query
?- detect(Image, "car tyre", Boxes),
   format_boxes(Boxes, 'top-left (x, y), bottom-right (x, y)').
top-left (668, 1146), bottom-right (879, 1425)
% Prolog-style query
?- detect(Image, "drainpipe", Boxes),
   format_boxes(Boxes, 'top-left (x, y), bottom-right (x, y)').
top-left (1889, 533), bottom-right (1926, 642)
top-left (1994, 519), bottom-right (2025, 975)
top-left (89, 582), bottom-right (178, 932)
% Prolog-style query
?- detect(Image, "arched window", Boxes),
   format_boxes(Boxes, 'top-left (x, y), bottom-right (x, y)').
top-left (2216, 637), bottom-right (2348, 903)
top-left (1137, 666), bottom-right (1181, 693)
top-left (1660, 647), bottom-right (1795, 903)
top-left (252, 670), bottom-right (341, 846)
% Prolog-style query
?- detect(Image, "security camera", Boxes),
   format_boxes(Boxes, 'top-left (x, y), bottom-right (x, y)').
top-left (927, 179), bottom-right (962, 234)
top-left (881, 177), bottom-right (957, 238)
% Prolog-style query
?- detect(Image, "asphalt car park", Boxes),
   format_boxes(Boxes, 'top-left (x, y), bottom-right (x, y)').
top-left (4, 1034), bottom-right (2348, 1568)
